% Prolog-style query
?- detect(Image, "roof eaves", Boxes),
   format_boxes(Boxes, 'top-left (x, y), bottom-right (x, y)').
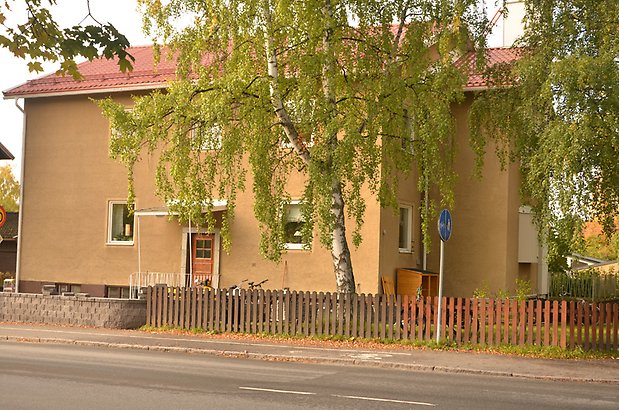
top-left (3, 82), bottom-right (170, 100)
top-left (0, 141), bottom-right (14, 160)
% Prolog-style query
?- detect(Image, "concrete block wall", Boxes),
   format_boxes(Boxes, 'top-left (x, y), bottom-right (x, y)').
top-left (0, 293), bottom-right (147, 329)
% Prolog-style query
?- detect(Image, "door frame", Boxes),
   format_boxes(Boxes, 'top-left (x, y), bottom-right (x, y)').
top-left (180, 227), bottom-right (221, 289)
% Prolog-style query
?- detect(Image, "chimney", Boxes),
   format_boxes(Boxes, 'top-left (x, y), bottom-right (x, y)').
top-left (502, 0), bottom-right (526, 47)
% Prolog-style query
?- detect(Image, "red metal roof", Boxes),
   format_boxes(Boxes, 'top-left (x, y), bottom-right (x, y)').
top-left (459, 47), bottom-right (522, 90)
top-left (3, 46), bottom-right (521, 98)
top-left (3, 46), bottom-right (177, 98)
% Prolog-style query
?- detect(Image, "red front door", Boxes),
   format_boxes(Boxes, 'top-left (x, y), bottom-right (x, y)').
top-left (191, 233), bottom-right (214, 286)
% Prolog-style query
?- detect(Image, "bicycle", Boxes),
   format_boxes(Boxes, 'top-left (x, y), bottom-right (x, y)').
top-left (248, 279), bottom-right (268, 290)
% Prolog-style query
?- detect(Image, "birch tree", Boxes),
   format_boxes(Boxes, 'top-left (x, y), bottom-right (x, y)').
top-left (99, 0), bottom-right (487, 292)
top-left (470, 0), bottom-right (619, 262)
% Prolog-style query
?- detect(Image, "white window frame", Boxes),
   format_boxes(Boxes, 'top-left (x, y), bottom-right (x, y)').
top-left (106, 200), bottom-right (135, 246)
top-left (398, 204), bottom-right (413, 253)
top-left (191, 124), bottom-right (222, 151)
top-left (284, 200), bottom-right (309, 251)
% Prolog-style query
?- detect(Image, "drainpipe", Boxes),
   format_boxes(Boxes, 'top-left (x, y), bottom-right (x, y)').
top-left (14, 99), bottom-right (26, 293)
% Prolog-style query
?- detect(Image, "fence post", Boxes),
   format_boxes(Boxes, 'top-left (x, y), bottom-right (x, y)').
top-left (146, 286), bottom-right (152, 326)
top-left (358, 294), bottom-right (366, 339)
top-left (463, 298), bottom-right (471, 344)
top-left (519, 301), bottom-right (526, 347)
top-left (560, 300), bottom-right (567, 349)
top-left (471, 299), bottom-right (478, 344)
top-left (606, 303), bottom-right (613, 350)
top-left (417, 297), bottom-right (424, 341)
top-left (527, 300), bottom-right (534, 346)
top-left (309, 291), bottom-right (316, 337)
top-left (511, 300), bottom-right (518, 345)
top-left (455, 297), bottom-right (462, 345)
top-left (591, 302), bottom-right (598, 349)
top-left (494, 298), bottom-right (501, 345)
top-left (353, 293), bottom-right (360, 339)
top-left (582, 302), bottom-right (591, 350)
top-left (487, 299), bottom-right (494, 345)
top-left (568, 300), bottom-right (575, 349)
top-left (613, 303), bottom-right (618, 350)
top-left (543, 300), bottom-right (550, 346)
top-left (386, 295), bottom-right (393, 340)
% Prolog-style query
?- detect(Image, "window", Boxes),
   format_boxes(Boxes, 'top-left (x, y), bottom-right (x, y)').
top-left (284, 201), bottom-right (307, 250)
top-left (398, 205), bottom-right (413, 253)
top-left (58, 283), bottom-right (81, 294)
top-left (107, 286), bottom-right (130, 299)
top-left (191, 125), bottom-right (222, 151)
top-left (107, 201), bottom-right (135, 245)
top-left (195, 238), bottom-right (213, 259)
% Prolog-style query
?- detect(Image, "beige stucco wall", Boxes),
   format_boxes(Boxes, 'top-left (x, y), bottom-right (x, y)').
top-left (377, 170), bottom-right (422, 292)
top-left (221, 173), bottom-right (381, 293)
top-left (19, 93), bottom-right (382, 294)
top-left (422, 95), bottom-right (521, 297)
top-left (20, 94), bottom-right (183, 289)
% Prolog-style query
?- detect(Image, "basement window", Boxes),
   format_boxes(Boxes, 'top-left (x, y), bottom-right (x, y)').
top-left (107, 201), bottom-right (135, 245)
top-left (107, 286), bottom-right (130, 299)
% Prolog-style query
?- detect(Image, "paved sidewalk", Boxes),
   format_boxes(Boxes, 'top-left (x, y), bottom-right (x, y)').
top-left (1, 322), bottom-right (618, 384)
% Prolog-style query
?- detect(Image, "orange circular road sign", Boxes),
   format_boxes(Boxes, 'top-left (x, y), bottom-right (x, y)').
top-left (0, 206), bottom-right (6, 229)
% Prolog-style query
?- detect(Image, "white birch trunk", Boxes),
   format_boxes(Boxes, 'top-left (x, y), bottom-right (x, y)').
top-left (262, 0), bottom-right (310, 165)
top-left (331, 180), bottom-right (356, 293)
top-left (322, 0), bottom-right (355, 293)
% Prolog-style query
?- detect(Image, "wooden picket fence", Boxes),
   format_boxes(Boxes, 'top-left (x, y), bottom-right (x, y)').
top-left (146, 286), bottom-right (619, 351)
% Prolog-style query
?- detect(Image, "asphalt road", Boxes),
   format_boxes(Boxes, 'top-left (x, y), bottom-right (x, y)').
top-left (0, 342), bottom-right (617, 410)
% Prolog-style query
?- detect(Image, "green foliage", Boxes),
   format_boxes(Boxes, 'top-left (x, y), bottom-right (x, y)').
top-left (470, 0), bottom-right (619, 259)
top-left (583, 232), bottom-right (619, 261)
top-left (0, 0), bottom-right (134, 78)
top-left (472, 280), bottom-right (490, 298)
top-left (495, 288), bottom-right (509, 299)
top-left (514, 279), bottom-right (531, 301)
top-left (550, 268), bottom-right (618, 301)
top-left (547, 215), bottom-right (584, 274)
top-left (0, 165), bottom-right (19, 212)
top-left (100, 0), bottom-right (489, 290)
top-left (473, 279), bottom-right (531, 300)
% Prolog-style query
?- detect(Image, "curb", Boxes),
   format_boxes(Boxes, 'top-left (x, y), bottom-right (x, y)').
top-left (3, 335), bottom-right (618, 385)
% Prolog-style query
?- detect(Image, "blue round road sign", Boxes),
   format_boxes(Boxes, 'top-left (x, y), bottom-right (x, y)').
top-left (438, 209), bottom-right (452, 242)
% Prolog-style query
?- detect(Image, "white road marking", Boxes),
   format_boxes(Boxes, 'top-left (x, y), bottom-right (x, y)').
top-left (239, 386), bottom-right (316, 395)
top-left (332, 394), bottom-right (436, 406)
top-left (347, 353), bottom-right (393, 360)
top-left (0, 326), bottom-right (412, 355)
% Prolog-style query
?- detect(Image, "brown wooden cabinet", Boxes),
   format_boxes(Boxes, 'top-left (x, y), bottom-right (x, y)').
top-left (396, 268), bottom-right (439, 298)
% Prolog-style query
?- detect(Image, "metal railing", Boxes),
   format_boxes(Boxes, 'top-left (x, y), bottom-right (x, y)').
top-left (129, 272), bottom-right (186, 299)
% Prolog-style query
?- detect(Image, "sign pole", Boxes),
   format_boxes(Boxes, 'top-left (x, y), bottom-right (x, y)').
top-left (436, 240), bottom-right (445, 343)
top-left (436, 208), bottom-right (452, 343)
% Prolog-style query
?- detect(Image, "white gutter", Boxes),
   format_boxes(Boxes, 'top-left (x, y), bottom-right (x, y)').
top-left (14, 99), bottom-right (25, 293)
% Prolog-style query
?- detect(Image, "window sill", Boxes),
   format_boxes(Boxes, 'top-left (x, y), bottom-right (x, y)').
top-left (106, 241), bottom-right (135, 246)
top-left (284, 244), bottom-right (310, 251)
top-left (398, 248), bottom-right (413, 254)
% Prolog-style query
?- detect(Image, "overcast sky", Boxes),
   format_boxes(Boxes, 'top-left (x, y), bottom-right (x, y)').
top-left (0, 1), bottom-right (503, 181)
